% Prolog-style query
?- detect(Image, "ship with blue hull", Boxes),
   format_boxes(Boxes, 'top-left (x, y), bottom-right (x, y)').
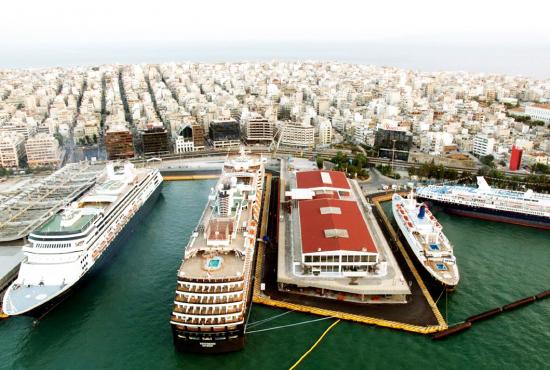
top-left (2, 163), bottom-right (163, 316)
top-left (416, 177), bottom-right (550, 230)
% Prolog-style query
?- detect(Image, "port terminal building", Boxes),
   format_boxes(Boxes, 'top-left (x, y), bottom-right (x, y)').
top-left (277, 160), bottom-right (411, 303)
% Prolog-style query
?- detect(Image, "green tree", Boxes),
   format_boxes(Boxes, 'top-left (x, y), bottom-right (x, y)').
top-left (480, 154), bottom-right (495, 167)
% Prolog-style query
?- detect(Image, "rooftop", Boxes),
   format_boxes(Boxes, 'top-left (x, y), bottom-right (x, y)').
top-left (296, 170), bottom-right (350, 190)
top-left (298, 198), bottom-right (377, 254)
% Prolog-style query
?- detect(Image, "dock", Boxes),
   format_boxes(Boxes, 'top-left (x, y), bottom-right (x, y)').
top-left (252, 177), bottom-right (448, 334)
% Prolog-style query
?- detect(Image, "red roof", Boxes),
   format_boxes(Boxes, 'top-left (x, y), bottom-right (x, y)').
top-left (296, 170), bottom-right (350, 190)
top-left (299, 198), bottom-right (377, 254)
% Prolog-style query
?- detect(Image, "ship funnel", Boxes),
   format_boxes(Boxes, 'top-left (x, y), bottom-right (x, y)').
top-left (418, 205), bottom-right (426, 219)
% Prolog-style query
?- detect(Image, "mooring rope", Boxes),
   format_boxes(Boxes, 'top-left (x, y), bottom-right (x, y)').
top-left (288, 319), bottom-right (341, 370)
top-left (246, 309), bottom-right (296, 329)
top-left (245, 316), bottom-right (335, 334)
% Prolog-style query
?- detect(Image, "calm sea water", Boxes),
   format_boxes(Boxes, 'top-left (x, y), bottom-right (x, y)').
top-left (1, 181), bottom-right (549, 370)
top-left (1, 42), bottom-right (549, 79)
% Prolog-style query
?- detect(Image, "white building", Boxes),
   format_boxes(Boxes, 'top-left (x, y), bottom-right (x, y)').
top-left (175, 137), bottom-right (195, 153)
top-left (525, 104), bottom-right (550, 123)
top-left (0, 132), bottom-right (26, 168)
top-left (317, 119), bottom-right (332, 146)
top-left (473, 134), bottom-right (495, 157)
top-left (279, 122), bottom-right (315, 149)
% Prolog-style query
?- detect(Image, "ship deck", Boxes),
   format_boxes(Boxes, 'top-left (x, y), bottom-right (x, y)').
top-left (177, 251), bottom-right (246, 281)
top-left (178, 189), bottom-right (252, 282)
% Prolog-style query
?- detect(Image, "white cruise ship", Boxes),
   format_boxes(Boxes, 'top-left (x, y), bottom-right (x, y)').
top-left (392, 192), bottom-right (459, 289)
top-left (2, 162), bottom-right (163, 316)
top-left (416, 177), bottom-right (550, 229)
top-left (170, 149), bottom-right (265, 353)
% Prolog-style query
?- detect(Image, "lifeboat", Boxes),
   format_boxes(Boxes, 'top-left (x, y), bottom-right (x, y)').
top-left (407, 221), bottom-right (414, 229)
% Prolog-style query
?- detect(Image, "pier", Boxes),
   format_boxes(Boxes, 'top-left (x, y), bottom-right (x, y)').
top-left (252, 177), bottom-right (448, 334)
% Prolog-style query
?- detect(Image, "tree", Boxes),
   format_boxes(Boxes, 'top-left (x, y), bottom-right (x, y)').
top-left (53, 132), bottom-right (64, 146)
top-left (93, 133), bottom-right (98, 144)
top-left (532, 163), bottom-right (550, 174)
top-left (315, 156), bottom-right (323, 169)
top-left (480, 154), bottom-right (495, 167)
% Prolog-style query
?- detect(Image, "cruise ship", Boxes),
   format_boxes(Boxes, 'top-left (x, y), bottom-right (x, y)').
top-left (170, 149), bottom-right (265, 353)
top-left (2, 163), bottom-right (163, 316)
top-left (392, 192), bottom-right (459, 289)
top-left (416, 177), bottom-right (550, 230)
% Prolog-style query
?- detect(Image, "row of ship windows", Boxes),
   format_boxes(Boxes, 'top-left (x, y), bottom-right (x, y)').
top-left (36, 243), bottom-right (72, 249)
top-left (441, 199), bottom-right (544, 214)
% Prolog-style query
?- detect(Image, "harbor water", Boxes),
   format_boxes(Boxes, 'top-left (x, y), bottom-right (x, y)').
top-left (1, 181), bottom-right (549, 369)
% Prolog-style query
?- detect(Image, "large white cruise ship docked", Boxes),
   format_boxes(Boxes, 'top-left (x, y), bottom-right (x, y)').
top-left (170, 149), bottom-right (265, 353)
top-left (416, 177), bottom-right (550, 229)
top-left (2, 162), bottom-right (163, 316)
top-left (392, 192), bottom-right (459, 289)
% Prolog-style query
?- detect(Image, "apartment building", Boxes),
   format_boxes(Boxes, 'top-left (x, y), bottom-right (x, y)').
top-left (473, 134), bottom-right (496, 157)
top-left (25, 133), bottom-right (63, 168)
top-left (279, 122), bottom-right (315, 149)
top-left (0, 132), bottom-right (26, 168)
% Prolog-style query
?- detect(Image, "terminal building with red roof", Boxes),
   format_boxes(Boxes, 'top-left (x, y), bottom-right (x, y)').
top-left (286, 170), bottom-right (379, 278)
top-left (277, 161), bottom-right (410, 304)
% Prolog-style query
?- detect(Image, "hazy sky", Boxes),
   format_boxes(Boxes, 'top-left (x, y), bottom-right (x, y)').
top-left (3, 0), bottom-right (550, 45)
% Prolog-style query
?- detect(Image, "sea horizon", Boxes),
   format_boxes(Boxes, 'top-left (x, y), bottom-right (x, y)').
top-left (1, 41), bottom-right (549, 79)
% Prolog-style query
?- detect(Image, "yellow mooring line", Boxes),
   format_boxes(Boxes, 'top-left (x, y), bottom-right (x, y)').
top-left (289, 319), bottom-right (341, 370)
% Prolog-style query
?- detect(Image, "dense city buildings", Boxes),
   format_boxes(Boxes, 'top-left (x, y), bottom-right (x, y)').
top-left (0, 62), bottom-right (549, 169)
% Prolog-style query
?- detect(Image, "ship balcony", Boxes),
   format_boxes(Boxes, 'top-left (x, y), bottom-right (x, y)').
top-left (170, 313), bottom-right (245, 327)
top-left (176, 283), bottom-right (244, 294)
top-left (175, 292), bottom-right (244, 304)
top-left (177, 275), bottom-right (243, 284)
top-left (173, 303), bottom-right (243, 316)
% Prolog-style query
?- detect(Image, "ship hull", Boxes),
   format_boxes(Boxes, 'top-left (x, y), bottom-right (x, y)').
top-left (171, 247), bottom-right (257, 354)
top-left (418, 197), bottom-right (550, 230)
top-left (171, 324), bottom-right (245, 353)
top-left (10, 182), bottom-right (163, 318)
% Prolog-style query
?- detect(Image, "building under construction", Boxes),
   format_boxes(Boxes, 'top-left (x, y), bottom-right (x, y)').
top-left (105, 125), bottom-right (135, 160)
top-left (142, 126), bottom-right (169, 156)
